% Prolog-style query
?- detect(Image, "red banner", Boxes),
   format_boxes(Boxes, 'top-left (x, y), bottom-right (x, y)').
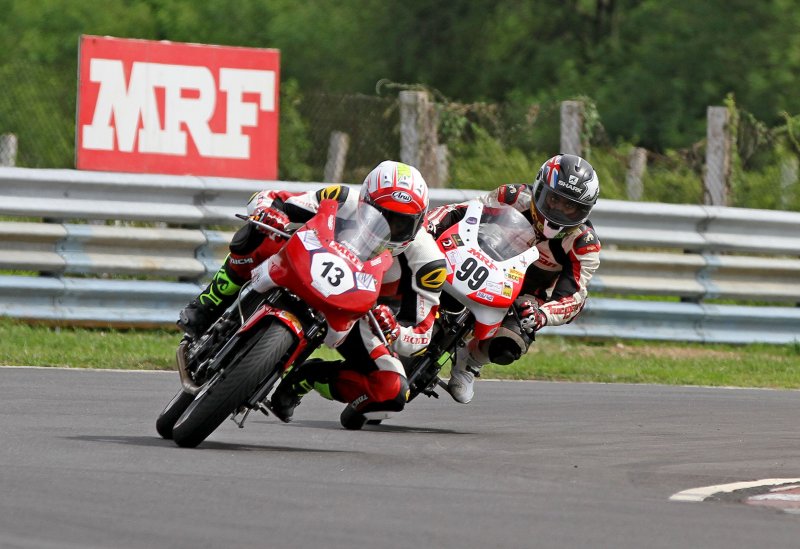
top-left (76, 35), bottom-right (280, 179)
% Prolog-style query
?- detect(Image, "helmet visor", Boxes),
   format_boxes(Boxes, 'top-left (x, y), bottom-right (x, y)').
top-left (374, 206), bottom-right (422, 244)
top-left (535, 185), bottom-right (592, 227)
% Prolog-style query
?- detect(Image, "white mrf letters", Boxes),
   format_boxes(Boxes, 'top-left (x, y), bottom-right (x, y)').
top-left (82, 59), bottom-right (275, 159)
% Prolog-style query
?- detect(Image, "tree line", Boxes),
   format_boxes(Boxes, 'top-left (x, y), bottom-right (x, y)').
top-left (1, 0), bottom-right (798, 169)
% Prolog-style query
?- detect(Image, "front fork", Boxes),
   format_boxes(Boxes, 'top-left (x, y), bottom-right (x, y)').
top-left (407, 309), bottom-right (473, 397)
top-left (229, 303), bottom-right (328, 428)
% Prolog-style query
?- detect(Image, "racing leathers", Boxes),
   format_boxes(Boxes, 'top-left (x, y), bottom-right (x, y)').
top-left (426, 183), bottom-right (601, 402)
top-left (228, 185), bottom-right (447, 421)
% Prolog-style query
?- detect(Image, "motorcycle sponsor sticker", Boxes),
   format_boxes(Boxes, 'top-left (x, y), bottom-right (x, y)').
top-left (445, 250), bottom-right (461, 270)
top-left (465, 217), bottom-right (478, 225)
top-left (502, 283), bottom-right (513, 297)
top-left (452, 234), bottom-right (464, 247)
top-left (476, 290), bottom-right (494, 302)
top-left (330, 240), bottom-right (362, 268)
top-left (299, 229), bottom-right (322, 251)
top-left (485, 281), bottom-right (503, 295)
top-left (355, 272), bottom-right (377, 292)
top-left (506, 268), bottom-right (524, 282)
top-left (77, 35), bottom-right (280, 179)
top-left (467, 248), bottom-right (497, 269)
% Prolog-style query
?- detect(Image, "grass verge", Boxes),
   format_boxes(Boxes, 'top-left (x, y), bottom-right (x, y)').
top-left (2, 317), bottom-right (799, 389)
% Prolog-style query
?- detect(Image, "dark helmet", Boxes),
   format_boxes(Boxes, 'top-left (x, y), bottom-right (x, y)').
top-left (531, 154), bottom-right (600, 238)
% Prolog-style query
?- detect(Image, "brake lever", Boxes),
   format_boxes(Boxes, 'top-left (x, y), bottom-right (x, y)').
top-left (235, 213), bottom-right (292, 239)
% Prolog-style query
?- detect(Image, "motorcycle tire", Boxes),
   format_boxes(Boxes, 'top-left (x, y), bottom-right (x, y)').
top-left (172, 322), bottom-right (295, 448)
top-left (156, 389), bottom-right (195, 440)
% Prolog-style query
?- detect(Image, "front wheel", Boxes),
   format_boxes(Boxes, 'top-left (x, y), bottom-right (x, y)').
top-left (156, 389), bottom-right (195, 440)
top-left (172, 322), bottom-right (295, 448)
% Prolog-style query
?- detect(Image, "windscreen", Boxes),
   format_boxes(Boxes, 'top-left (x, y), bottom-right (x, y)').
top-left (476, 201), bottom-right (537, 261)
top-left (335, 202), bottom-right (392, 261)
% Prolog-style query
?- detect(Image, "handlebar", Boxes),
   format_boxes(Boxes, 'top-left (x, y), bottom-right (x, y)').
top-left (235, 213), bottom-right (293, 239)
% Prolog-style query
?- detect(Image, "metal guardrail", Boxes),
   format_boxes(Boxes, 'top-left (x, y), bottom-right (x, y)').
top-left (1, 167), bottom-right (799, 344)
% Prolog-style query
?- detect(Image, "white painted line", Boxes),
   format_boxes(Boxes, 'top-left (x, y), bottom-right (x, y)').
top-left (670, 478), bottom-right (800, 502)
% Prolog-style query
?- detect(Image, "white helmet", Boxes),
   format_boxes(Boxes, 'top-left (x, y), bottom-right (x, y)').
top-left (360, 160), bottom-right (429, 255)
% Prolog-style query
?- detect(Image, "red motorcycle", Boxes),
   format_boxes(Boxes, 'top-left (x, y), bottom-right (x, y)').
top-left (156, 199), bottom-right (393, 447)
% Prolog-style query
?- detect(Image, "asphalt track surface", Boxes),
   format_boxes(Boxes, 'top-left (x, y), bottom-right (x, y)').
top-left (1, 366), bottom-right (799, 549)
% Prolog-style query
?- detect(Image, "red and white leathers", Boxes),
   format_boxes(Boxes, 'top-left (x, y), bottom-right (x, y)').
top-left (232, 184), bottom-right (446, 413)
top-left (428, 183), bottom-right (601, 327)
top-left (428, 184), bottom-right (601, 404)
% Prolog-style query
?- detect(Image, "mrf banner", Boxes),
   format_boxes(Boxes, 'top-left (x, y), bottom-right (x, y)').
top-left (76, 35), bottom-right (280, 179)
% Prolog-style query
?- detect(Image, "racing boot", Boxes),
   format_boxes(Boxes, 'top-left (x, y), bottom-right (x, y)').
top-left (268, 359), bottom-right (339, 423)
top-left (177, 263), bottom-right (242, 338)
top-left (447, 344), bottom-right (484, 404)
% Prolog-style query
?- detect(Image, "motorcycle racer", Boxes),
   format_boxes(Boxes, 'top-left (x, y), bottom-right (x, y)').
top-left (177, 160), bottom-right (447, 425)
top-left (426, 154), bottom-right (601, 404)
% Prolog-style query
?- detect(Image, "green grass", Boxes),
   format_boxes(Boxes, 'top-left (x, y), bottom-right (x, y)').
top-left (2, 317), bottom-right (798, 388)
top-left (1, 318), bottom-right (179, 371)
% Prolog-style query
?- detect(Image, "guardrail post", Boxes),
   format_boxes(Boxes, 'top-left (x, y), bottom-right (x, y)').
top-left (399, 90), bottom-right (443, 187)
top-left (704, 106), bottom-right (732, 206)
top-left (626, 147), bottom-right (647, 201)
top-left (0, 133), bottom-right (18, 167)
top-left (323, 131), bottom-right (349, 183)
top-left (560, 101), bottom-right (584, 157)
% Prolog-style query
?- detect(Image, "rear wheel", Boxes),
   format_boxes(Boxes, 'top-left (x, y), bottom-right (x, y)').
top-left (172, 322), bottom-right (295, 448)
top-left (156, 389), bottom-right (195, 440)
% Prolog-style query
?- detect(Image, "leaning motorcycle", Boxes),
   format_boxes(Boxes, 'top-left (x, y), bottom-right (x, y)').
top-left (156, 199), bottom-right (393, 448)
top-left (404, 199), bottom-right (539, 403)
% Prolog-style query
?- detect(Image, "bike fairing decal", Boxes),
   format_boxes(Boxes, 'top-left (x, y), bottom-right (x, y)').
top-left (310, 252), bottom-right (356, 297)
top-left (355, 272), bottom-right (377, 292)
top-left (506, 268), bottom-right (524, 282)
top-left (475, 291), bottom-right (494, 302)
top-left (298, 229), bottom-right (323, 250)
top-left (484, 281), bottom-right (503, 295)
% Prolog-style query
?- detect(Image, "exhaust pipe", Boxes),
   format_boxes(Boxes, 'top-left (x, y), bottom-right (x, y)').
top-left (176, 340), bottom-right (200, 395)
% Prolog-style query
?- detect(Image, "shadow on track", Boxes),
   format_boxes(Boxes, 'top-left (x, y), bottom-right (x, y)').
top-left (67, 435), bottom-right (355, 453)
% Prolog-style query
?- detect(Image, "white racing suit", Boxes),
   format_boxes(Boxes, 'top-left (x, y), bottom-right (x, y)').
top-left (427, 184), bottom-right (601, 399)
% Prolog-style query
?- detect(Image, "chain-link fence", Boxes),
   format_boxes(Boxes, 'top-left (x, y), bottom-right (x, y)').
top-left (297, 92), bottom-right (400, 184)
top-left (0, 62), bottom-right (75, 169)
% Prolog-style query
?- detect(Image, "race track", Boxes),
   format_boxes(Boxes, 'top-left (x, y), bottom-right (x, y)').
top-left (1, 366), bottom-right (798, 549)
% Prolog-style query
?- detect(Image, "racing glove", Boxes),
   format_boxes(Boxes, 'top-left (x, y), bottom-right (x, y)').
top-left (370, 304), bottom-right (400, 345)
top-left (251, 207), bottom-right (290, 239)
top-left (518, 300), bottom-right (547, 334)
